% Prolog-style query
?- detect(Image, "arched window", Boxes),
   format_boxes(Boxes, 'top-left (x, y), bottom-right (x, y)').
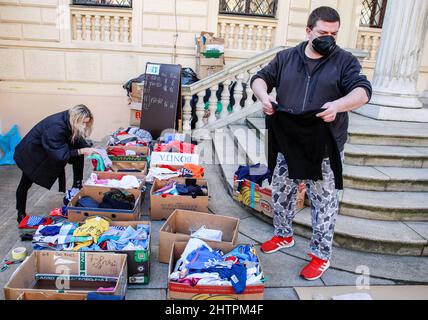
top-left (219, 0), bottom-right (278, 18)
top-left (360, 0), bottom-right (388, 28)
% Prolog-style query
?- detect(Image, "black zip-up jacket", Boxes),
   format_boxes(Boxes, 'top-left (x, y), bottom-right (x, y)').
top-left (251, 41), bottom-right (372, 152)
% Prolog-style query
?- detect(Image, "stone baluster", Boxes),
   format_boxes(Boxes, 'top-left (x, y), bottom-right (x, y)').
top-left (113, 16), bottom-right (120, 42)
top-left (84, 14), bottom-right (92, 41)
top-left (233, 74), bottom-right (244, 113)
top-left (228, 23), bottom-right (236, 49)
top-left (245, 69), bottom-right (257, 108)
top-left (208, 85), bottom-right (218, 124)
top-left (75, 13), bottom-right (82, 41)
top-left (195, 91), bottom-right (206, 128)
top-left (104, 15), bottom-right (111, 42)
top-left (123, 16), bottom-right (130, 43)
top-left (265, 26), bottom-right (273, 49)
top-left (220, 22), bottom-right (227, 45)
top-left (182, 93), bottom-right (192, 132)
top-left (237, 24), bottom-right (245, 50)
top-left (246, 24), bottom-right (254, 50)
top-left (94, 15), bottom-right (101, 41)
top-left (370, 35), bottom-right (379, 61)
top-left (220, 79), bottom-right (231, 119)
top-left (362, 34), bottom-right (370, 60)
top-left (255, 26), bottom-right (263, 51)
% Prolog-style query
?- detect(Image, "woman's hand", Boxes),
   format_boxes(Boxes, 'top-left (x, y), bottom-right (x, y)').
top-left (261, 96), bottom-right (278, 115)
top-left (78, 147), bottom-right (98, 156)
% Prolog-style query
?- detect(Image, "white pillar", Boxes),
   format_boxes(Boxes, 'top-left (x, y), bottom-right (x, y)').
top-left (356, 0), bottom-right (428, 122)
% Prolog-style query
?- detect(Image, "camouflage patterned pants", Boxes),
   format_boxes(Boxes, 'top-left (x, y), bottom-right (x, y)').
top-left (271, 152), bottom-right (344, 261)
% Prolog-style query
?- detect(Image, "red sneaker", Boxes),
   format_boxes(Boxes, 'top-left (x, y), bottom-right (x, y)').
top-left (260, 236), bottom-right (295, 253)
top-left (300, 254), bottom-right (330, 281)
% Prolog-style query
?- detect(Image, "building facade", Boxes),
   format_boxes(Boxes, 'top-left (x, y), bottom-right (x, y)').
top-left (0, 0), bottom-right (427, 140)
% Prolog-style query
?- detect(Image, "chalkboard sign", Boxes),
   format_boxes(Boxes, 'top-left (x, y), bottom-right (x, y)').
top-left (139, 62), bottom-right (182, 139)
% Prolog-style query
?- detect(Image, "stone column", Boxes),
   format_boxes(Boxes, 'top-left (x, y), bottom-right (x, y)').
top-left (356, 0), bottom-right (428, 122)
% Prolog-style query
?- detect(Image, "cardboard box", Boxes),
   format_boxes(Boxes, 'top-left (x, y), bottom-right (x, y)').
top-left (4, 251), bottom-right (128, 300)
top-left (197, 65), bottom-right (224, 78)
top-left (68, 186), bottom-right (142, 222)
top-left (198, 56), bottom-right (225, 67)
top-left (85, 171), bottom-right (146, 190)
top-left (107, 145), bottom-right (150, 157)
top-left (158, 209), bottom-right (239, 263)
top-left (17, 291), bottom-right (87, 300)
top-left (150, 178), bottom-right (209, 221)
top-left (111, 160), bottom-right (148, 175)
top-left (129, 101), bottom-right (142, 126)
top-left (233, 178), bottom-right (306, 218)
top-left (168, 242), bottom-right (264, 300)
top-left (108, 221), bottom-right (151, 284)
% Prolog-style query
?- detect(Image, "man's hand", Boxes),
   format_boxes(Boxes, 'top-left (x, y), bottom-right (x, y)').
top-left (261, 96), bottom-right (278, 115)
top-left (316, 101), bottom-right (340, 122)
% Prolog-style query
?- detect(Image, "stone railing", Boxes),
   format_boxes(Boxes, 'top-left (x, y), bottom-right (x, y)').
top-left (181, 46), bottom-right (368, 136)
top-left (356, 27), bottom-right (382, 62)
top-left (218, 15), bottom-right (278, 52)
top-left (70, 6), bottom-right (132, 43)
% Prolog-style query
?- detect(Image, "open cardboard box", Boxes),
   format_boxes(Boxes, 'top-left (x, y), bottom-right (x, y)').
top-left (4, 251), bottom-right (127, 300)
top-left (150, 178), bottom-right (209, 221)
top-left (68, 186), bottom-right (141, 222)
top-left (85, 171), bottom-right (146, 190)
top-left (111, 160), bottom-right (148, 175)
top-left (107, 145), bottom-right (150, 157)
top-left (158, 209), bottom-right (239, 263)
top-left (168, 241), bottom-right (265, 300)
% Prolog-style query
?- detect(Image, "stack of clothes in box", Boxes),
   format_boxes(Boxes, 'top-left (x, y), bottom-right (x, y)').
top-left (75, 188), bottom-right (136, 210)
top-left (146, 164), bottom-right (204, 183)
top-left (33, 217), bottom-right (149, 252)
top-left (169, 238), bottom-right (264, 293)
top-left (153, 180), bottom-right (207, 198)
top-left (107, 127), bottom-right (152, 147)
top-left (85, 173), bottom-right (143, 189)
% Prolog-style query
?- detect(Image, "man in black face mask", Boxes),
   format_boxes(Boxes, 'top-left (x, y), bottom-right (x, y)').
top-left (251, 6), bottom-right (372, 281)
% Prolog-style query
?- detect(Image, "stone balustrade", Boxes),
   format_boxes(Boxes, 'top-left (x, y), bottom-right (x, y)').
top-left (356, 27), bottom-right (382, 62)
top-left (71, 6), bottom-right (132, 43)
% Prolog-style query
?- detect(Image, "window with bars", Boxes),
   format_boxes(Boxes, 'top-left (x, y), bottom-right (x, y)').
top-left (360, 0), bottom-right (387, 28)
top-left (219, 0), bottom-right (278, 18)
top-left (72, 0), bottom-right (132, 8)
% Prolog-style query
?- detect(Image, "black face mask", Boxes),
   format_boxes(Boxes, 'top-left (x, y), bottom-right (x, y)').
top-left (312, 35), bottom-right (337, 56)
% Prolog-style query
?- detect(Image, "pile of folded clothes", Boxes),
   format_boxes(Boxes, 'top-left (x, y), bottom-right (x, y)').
top-left (85, 173), bottom-right (142, 189)
top-left (33, 216), bottom-right (150, 251)
top-left (154, 141), bottom-right (195, 154)
top-left (108, 127), bottom-right (152, 147)
top-left (76, 189), bottom-right (136, 210)
top-left (146, 164), bottom-right (204, 183)
top-left (169, 238), bottom-right (264, 293)
top-left (153, 180), bottom-right (208, 198)
top-left (234, 163), bottom-right (271, 192)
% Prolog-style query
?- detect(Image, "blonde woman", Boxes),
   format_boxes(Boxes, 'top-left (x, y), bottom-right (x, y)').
top-left (14, 105), bottom-right (97, 223)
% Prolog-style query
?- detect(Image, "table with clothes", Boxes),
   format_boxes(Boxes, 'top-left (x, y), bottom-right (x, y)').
top-left (85, 173), bottom-right (143, 189)
top-left (153, 180), bottom-right (208, 198)
top-left (76, 188), bottom-right (136, 210)
top-left (32, 217), bottom-right (150, 252)
top-left (169, 238), bottom-right (264, 294)
top-left (146, 164), bottom-right (204, 183)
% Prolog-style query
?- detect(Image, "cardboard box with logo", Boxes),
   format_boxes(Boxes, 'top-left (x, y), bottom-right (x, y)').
top-left (196, 31), bottom-right (225, 78)
top-left (233, 178), bottom-right (306, 218)
top-left (168, 241), bottom-right (265, 300)
top-left (150, 178), bottom-right (209, 221)
top-left (68, 186), bottom-right (142, 222)
top-left (4, 251), bottom-right (128, 300)
top-left (158, 209), bottom-right (239, 263)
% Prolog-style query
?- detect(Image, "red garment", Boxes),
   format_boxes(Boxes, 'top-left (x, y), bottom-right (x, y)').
top-left (154, 141), bottom-right (195, 154)
top-left (18, 215), bottom-right (53, 229)
top-left (159, 165), bottom-right (178, 172)
top-left (107, 148), bottom-right (126, 156)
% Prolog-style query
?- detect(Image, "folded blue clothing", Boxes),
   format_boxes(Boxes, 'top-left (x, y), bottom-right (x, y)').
top-left (185, 246), bottom-right (224, 271)
top-left (76, 196), bottom-right (100, 208)
top-left (224, 244), bottom-right (259, 263)
top-left (39, 225), bottom-right (61, 236)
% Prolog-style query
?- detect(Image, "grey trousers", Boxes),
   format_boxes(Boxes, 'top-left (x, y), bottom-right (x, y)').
top-left (271, 152), bottom-right (344, 261)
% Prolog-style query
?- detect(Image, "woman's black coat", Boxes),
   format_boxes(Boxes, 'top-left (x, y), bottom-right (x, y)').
top-left (14, 111), bottom-right (88, 189)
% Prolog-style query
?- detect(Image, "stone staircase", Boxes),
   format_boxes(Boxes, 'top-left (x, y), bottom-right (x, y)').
top-left (211, 112), bottom-right (428, 257)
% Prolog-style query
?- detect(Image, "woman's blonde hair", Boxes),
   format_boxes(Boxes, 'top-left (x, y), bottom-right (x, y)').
top-left (69, 104), bottom-right (93, 143)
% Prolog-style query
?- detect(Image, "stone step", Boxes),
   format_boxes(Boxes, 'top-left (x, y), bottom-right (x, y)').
top-left (344, 144), bottom-right (428, 168)
top-left (293, 207), bottom-right (428, 256)
top-left (339, 188), bottom-right (428, 221)
top-left (343, 165), bottom-right (428, 192)
top-left (229, 124), bottom-right (267, 165)
top-left (348, 113), bottom-right (428, 147)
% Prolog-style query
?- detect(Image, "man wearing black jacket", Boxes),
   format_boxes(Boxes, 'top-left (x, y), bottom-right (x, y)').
top-left (251, 7), bottom-right (372, 281)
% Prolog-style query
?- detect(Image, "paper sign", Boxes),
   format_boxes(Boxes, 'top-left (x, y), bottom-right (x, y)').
top-left (150, 152), bottom-right (199, 166)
